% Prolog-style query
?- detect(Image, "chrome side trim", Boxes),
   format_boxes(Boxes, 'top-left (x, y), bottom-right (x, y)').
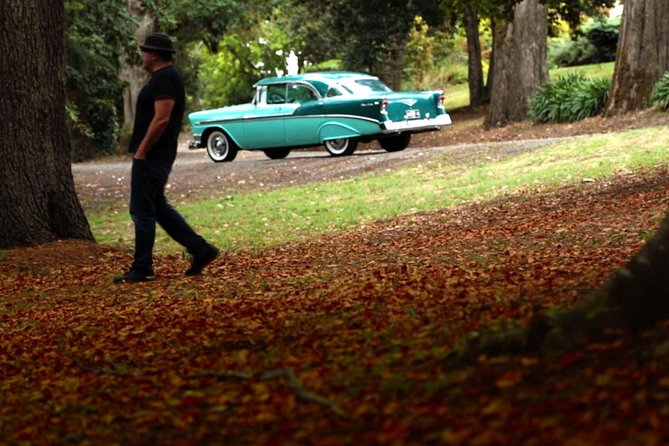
top-left (313, 114), bottom-right (379, 124)
top-left (197, 113), bottom-right (380, 126)
top-left (197, 114), bottom-right (293, 125)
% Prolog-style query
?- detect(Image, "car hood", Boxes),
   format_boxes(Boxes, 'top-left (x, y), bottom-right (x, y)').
top-left (189, 103), bottom-right (256, 125)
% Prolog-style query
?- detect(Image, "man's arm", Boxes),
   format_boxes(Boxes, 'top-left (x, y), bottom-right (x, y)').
top-left (133, 98), bottom-right (175, 160)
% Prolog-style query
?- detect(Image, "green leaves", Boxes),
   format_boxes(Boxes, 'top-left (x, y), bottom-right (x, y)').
top-left (529, 73), bottom-right (611, 123)
top-left (651, 71), bottom-right (669, 110)
top-left (65, 0), bottom-right (138, 160)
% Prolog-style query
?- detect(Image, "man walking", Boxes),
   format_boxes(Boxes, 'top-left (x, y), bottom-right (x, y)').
top-left (114, 32), bottom-right (219, 283)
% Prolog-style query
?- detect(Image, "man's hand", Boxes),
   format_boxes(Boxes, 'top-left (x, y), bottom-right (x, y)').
top-left (134, 98), bottom-right (176, 159)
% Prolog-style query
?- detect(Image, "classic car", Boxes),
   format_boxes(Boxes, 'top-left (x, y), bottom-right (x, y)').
top-left (188, 71), bottom-right (452, 162)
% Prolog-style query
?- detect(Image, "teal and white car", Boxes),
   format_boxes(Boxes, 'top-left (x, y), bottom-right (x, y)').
top-left (188, 71), bottom-right (452, 162)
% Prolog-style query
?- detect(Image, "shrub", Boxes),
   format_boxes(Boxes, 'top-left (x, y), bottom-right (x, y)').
top-left (651, 72), bottom-right (669, 110)
top-left (65, 0), bottom-right (137, 161)
top-left (529, 73), bottom-right (611, 123)
top-left (549, 17), bottom-right (619, 67)
top-left (550, 36), bottom-right (598, 68)
top-left (585, 17), bottom-right (619, 63)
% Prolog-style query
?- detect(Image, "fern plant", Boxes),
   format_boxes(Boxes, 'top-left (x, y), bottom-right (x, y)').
top-left (568, 77), bottom-right (611, 121)
top-left (651, 71), bottom-right (669, 110)
top-left (529, 74), bottom-right (610, 123)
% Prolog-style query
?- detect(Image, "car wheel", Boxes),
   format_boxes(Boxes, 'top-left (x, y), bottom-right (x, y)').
top-left (380, 133), bottom-right (411, 152)
top-left (325, 138), bottom-right (358, 156)
top-left (263, 148), bottom-right (291, 159)
top-left (206, 130), bottom-right (238, 162)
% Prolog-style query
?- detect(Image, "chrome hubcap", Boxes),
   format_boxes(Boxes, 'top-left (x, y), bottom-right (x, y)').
top-left (327, 139), bottom-right (347, 154)
top-left (211, 135), bottom-right (227, 157)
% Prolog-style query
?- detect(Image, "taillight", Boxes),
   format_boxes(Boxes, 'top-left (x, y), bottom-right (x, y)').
top-left (438, 94), bottom-right (445, 108)
top-left (380, 99), bottom-right (389, 115)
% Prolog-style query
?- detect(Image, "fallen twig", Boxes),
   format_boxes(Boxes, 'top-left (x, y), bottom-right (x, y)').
top-left (187, 370), bottom-right (252, 380)
top-left (261, 368), bottom-right (348, 418)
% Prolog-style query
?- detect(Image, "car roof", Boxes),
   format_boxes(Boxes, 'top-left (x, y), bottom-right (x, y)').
top-left (253, 71), bottom-right (379, 87)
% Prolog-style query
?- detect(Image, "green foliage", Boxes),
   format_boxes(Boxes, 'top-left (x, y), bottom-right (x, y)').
top-left (440, 0), bottom-right (616, 29)
top-left (586, 16), bottom-right (620, 61)
top-left (304, 59), bottom-right (343, 72)
top-left (529, 73), bottom-right (611, 123)
top-left (273, 0), bottom-right (340, 71)
top-left (550, 35), bottom-right (599, 67)
top-left (147, 0), bottom-right (288, 108)
top-left (65, 0), bottom-right (137, 161)
top-left (549, 17), bottom-right (620, 67)
top-left (544, 0), bottom-right (617, 29)
top-left (551, 61), bottom-right (614, 79)
top-left (651, 72), bottom-right (669, 111)
top-left (439, 0), bottom-right (518, 23)
top-left (195, 40), bottom-right (257, 108)
top-left (143, 0), bottom-right (253, 109)
top-left (145, 0), bottom-right (244, 54)
top-left (193, 21), bottom-right (289, 108)
top-left (402, 16), bottom-right (468, 91)
top-left (404, 16), bottom-right (437, 88)
top-left (289, 0), bottom-right (444, 76)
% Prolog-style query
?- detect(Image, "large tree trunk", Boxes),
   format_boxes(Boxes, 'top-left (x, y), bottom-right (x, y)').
top-left (604, 0), bottom-right (669, 115)
top-left (0, 1), bottom-right (93, 248)
top-left (459, 208), bottom-right (669, 362)
top-left (486, 19), bottom-right (497, 104)
top-left (485, 0), bottom-right (548, 127)
top-left (463, 5), bottom-right (488, 106)
top-left (378, 40), bottom-right (407, 91)
top-left (120, 0), bottom-right (154, 127)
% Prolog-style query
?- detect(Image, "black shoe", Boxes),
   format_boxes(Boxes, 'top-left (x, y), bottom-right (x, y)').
top-left (185, 245), bottom-right (219, 276)
top-left (113, 268), bottom-right (156, 284)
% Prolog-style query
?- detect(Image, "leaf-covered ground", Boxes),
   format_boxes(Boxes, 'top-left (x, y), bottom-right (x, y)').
top-left (3, 162), bottom-right (669, 444)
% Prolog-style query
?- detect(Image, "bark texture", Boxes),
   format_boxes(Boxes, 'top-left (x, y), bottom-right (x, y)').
top-left (120, 0), bottom-right (154, 126)
top-left (463, 5), bottom-right (488, 106)
top-left (379, 41), bottom-right (407, 91)
top-left (605, 0), bottom-right (669, 115)
top-left (459, 209), bottom-right (669, 362)
top-left (0, 1), bottom-right (93, 248)
top-left (485, 0), bottom-right (548, 127)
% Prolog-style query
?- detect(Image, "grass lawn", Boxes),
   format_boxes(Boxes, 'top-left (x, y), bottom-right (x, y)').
top-left (88, 125), bottom-right (669, 253)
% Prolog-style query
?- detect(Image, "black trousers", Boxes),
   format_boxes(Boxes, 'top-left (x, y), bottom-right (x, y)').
top-left (129, 158), bottom-right (208, 271)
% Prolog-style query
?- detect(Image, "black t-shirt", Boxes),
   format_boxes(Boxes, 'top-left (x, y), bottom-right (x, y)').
top-left (129, 65), bottom-right (185, 165)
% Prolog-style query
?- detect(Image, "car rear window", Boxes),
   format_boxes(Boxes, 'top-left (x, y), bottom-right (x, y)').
top-left (346, 79), bottom-right (393, 94)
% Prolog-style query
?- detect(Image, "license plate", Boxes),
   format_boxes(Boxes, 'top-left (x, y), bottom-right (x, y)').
top-left (404, 109), bottom-right (421, 120)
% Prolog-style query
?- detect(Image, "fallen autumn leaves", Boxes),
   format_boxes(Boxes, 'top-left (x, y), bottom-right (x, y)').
top-left (2, 167), bottom-right (669, 445)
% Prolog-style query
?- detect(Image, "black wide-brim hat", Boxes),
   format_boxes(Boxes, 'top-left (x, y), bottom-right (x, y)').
top-left (140, 32), bottom-right (175, 53)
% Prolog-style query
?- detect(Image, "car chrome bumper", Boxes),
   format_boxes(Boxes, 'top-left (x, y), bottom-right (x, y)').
top-left (380, 113), bottom-right (452, 133)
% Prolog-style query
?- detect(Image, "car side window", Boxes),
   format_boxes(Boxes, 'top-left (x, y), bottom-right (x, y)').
top-left (267, 84), bottom-right (286, 104)
top-left (287, 84), bottom-right (317, 104)
top-left (325, 86), bottom-right (344, 98)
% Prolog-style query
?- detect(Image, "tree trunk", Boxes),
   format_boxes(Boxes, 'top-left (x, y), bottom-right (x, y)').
top-left (120, 0), bottom-right (153, 127)
top-left (604, 0), bottom-right (669, 115)
top-left (463, 5), bottom-right (488, 106)
top-left (378, 40), bottom-right (407, 91)
top-left (486, 19), bottom-right (497, 104)
top-left (485, 0), bottom-right (548, 127)
top-left (458, 207), bottom-right (669, 363)
top-left (0, 1), bottom-right (93, 248)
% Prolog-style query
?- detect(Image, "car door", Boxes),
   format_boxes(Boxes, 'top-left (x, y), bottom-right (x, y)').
top-left (242, 84), bottom-right (295, 148)
top-left (283, 83), bottom-right (324, 146)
